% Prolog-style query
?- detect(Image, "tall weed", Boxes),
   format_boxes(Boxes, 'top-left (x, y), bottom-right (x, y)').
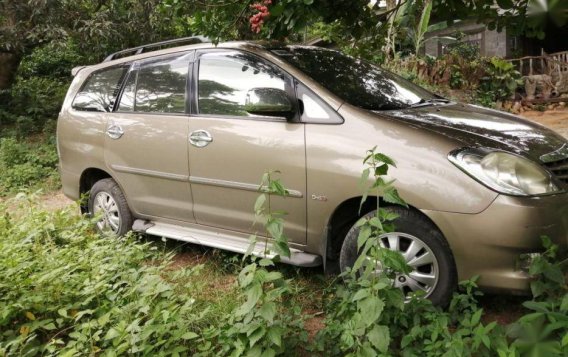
top-left (0, 194), bottom-right (205, 356)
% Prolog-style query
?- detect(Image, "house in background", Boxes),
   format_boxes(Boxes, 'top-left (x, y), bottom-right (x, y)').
top-left (425, 20), bottom-right (568, 60)
top-left (424, 20), bottom-right (517, 58)
top-left (425, 20), bottom-right (568, 100)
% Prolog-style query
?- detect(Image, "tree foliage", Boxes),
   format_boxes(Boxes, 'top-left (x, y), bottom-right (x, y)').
top-left (0, 0), bottom-right (182, 89)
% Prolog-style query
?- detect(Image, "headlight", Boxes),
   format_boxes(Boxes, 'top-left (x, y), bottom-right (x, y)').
top-left (448, 148), bottom-right (561, 196)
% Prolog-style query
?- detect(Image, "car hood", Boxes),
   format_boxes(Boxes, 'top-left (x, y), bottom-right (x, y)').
top-left (378, 103), bottom-right (568, 162)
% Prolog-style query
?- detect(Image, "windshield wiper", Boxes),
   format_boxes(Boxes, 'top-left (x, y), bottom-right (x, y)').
top-left (409, 98), bottom-right (451, 108)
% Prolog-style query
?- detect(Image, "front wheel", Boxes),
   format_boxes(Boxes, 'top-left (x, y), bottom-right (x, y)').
top-left (88, 178), bottom-right (133, 236)
top-left (339, 207), bottom-right (457, 307)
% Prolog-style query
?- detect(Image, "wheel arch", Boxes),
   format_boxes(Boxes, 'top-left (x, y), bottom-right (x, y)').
top-left (324, 195), bottom-right (444, 269)
top-left (79, 167), bottom-right (112, 212)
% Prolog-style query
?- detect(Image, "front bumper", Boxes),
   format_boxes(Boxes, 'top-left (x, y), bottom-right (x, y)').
top-left (424, 193), bottom-right (568, 294)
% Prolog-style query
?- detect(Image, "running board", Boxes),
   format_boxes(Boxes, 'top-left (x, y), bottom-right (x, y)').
top-left (132, 220), bottom-right (322, 267)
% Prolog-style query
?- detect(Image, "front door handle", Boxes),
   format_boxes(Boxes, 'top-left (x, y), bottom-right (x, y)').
top-left (189, 130), bottom-right (213, 148)
top-left (106, 125), bottom-right (124, 139)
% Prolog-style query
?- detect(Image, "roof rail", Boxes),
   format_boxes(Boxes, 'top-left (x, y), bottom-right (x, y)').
top-left (103, 36), bottom-right (211, 62)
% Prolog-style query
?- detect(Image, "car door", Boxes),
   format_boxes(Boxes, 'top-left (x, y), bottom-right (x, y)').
top-left (104, 51), bottom-right (195, 223)
top-left (187, 49), bottom-right (307, 244)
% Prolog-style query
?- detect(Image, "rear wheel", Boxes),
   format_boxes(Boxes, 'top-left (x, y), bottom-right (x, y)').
top-left (339, 207), bottom-right (457, 307)
top-left (88, 178), bottom-right (133, 236)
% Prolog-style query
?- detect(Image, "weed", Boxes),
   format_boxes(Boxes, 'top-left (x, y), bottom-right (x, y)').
top-left (0, 136), bottom-right (60, 195)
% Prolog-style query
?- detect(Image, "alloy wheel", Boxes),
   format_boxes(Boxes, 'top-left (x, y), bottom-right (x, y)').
top-left (93, 192), bottom-right (121, 234)
top-left (371, 232), bottom-right (439, 298)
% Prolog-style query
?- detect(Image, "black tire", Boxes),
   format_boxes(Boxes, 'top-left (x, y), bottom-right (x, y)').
top-left (339, 206), bottom-right (457, 307)
top-left (88, 178), bottom-right (133, 236)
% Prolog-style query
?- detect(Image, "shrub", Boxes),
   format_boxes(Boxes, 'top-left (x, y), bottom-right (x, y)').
top-left (200, 172), bottom-right (307, 356)
top-left (0, 77), bottom-right (68, 135)
top-left (0, 42), bottom-right (80, 135)
top-left (0, 136), bottom-right (60, 195)
top-left (387, 49), bottom-right (521, 108)
top-left (0, 194), bottom-right (206, 356)
top-left (478, 57), bottom-right (522, 104)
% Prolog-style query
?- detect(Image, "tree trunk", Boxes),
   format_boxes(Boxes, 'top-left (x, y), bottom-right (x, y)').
top-left (0, 53), bottom-right (22, 90)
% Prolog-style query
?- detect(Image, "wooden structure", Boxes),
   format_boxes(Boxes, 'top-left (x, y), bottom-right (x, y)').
top-left (508, 50), bottom-right (568, 77)
top-left (508, 50), bottom-right (568, 102)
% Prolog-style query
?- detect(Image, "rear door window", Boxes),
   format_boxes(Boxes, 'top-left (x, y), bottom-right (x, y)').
top-left (117, 52), bottom-right (191, 114)
top-left (72, 66), bottom-right (128, 112)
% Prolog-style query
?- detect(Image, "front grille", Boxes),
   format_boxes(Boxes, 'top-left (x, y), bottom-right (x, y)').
top-left (543, 157), bottom-right (568, 186)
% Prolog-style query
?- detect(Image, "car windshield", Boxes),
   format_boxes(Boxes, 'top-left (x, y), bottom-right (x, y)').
top-left (273, 46), bottom-right (439, 111)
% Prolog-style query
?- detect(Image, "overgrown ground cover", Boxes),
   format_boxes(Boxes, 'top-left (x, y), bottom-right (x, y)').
top-left (1, 154), bottom-right (567, 356)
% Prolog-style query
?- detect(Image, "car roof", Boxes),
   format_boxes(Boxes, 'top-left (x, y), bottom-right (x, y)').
top-left (74, 38), bottom-right (330, 76)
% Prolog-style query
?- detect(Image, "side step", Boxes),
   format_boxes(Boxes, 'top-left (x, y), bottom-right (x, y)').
top-left (132, 220), bottom-right (322, 267)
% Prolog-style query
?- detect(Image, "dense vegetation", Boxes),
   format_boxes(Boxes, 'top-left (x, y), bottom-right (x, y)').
top-left (1, 156), bottom-right (567, 356)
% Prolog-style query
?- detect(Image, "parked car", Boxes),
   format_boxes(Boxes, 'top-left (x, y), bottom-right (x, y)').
top-left (57, 37), bottom-right (568, 306)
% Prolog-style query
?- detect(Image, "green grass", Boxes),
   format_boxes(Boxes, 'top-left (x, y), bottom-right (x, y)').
top-left (0, 135), bottom-right (60, 196)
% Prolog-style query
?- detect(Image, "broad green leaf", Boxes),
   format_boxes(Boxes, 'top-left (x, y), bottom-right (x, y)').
top-left (543, 266), bottom-right (565, 284)
top-left (368, 324), bottom-right (390, 353)
top-left (254, 194), bottom-right (266, 213)
top-left (560, 294), bottom-right (568, 312)
top-left (359, 296), bottom-right (384, 327)
top-left (264, 271), bottom-right (282, 282)
top-left (259, 302), bottom-right (276, 323)
top-left (375, 164), bottom-right (389, 176)
top-left (236, 282), bottom-right (262, 316)
top-left (357, 226), bottom-right (371, 250)
top-left (274, 240), bottom-right (291, 258)
top-left (352, 288), bottom-right (371, 302)
top-left (104, 328), bottom-right (120, 340)
top-left (246, 345), bottom-right (262, 357)
top-left (359, 168), bottom-right (370, 188)
top-left (181, 332), bottom-right (198, 340)
top-left (266, 218), bottom-right (283, 239)
top-left (248, 326), bottom-right (266, 347)
top-left (471, 309), bottom-right (483, 325)
top-left (383, 187), bottom-right (407, 207)
top-left (267, 327), bottom-right (282, 347)
top-left (523, 301), bottom-right (549, 313)
top-left (43, 322), bottom-right (57, 330)
top-left (58, 309), bottom-right (68, 318)
top-left (373, 152), bottom-right (396, 167)
top-left (259, 258), bottom-right (274, 267)
top-left (369, 217), bottom-right (383, 230)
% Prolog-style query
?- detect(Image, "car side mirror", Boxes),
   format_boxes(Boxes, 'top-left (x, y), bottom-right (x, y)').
top-left (244, 88), bottom-right (294, 118)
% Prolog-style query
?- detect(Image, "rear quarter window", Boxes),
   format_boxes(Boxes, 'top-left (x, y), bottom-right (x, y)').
top-left (72, 66), bottom-right (128, 112)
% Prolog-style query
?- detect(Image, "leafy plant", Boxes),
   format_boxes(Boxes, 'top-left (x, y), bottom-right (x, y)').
top-left (202, 171), bottom-right (307, 356)
top-left (0, 136), bottom-right (60, 194)
top-left (411, 0), bottom-right (433, 56)
top-left (506, 236), bottom-right (568, 356)
top-left (478, 57), bottom-right (522, 103)
top-left (0, 194), bottom-right (207, 356)
top-left (314, 147), bottom-right (409, 355)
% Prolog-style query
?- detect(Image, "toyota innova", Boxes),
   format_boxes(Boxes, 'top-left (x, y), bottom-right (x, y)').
top-left (57, 37), bottom-right (568, 305)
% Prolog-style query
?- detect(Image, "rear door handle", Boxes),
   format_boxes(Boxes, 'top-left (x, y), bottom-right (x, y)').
top-left (106, 125), bottom-right (124, 139)
top-left (189, 130), bottom-right (213, 147)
